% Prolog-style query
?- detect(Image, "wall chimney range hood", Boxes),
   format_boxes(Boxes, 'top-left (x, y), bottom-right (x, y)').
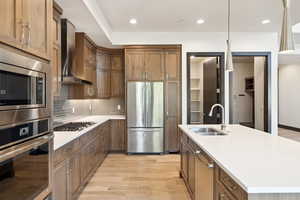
top-left (61, 19), bottom-right (91, 85)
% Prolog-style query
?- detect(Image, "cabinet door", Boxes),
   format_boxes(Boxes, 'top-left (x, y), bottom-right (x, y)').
top-left (110, 120), bottom-right (125, 152)
top-left (69, 154), bottom-right (81, 197)
top-left (53, 161), bottom-right (68, 200)
top-left (188, 147), bottom-right (195, 198)
top-left (52, 8), bottom-right (61, 96)
top-left (165, 49), bottom-right (180, 81)
top-left (97, 70), bottom-right (111, 98)
top-left (181, 142), bottom-right (188, 182)
top-left (111, 70), bottom-right (124, 97)
top-left (111, 54), bottom-right (123, 70)
top-left (0, 0), bottom-right (23, 48)
top-left (144, 50), bottom-right (164, 81)
top-left (165, 82), bottom-right (181, 152)
top-left (215, 183), bottom-right (236, 200)
top-left (126, 50), bottom-right (145, 81)
top-left (22, 0), bottom-right (51, 59)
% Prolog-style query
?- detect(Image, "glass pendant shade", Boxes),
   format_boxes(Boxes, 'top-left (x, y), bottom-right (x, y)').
top-left (226, 40), bottom-right (234, 71)
top-left (280, 0), bottom-right (295, 53)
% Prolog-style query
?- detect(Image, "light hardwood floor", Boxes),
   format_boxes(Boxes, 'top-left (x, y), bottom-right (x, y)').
top-left (278, 128), bottom-right (300, 142)
top-left (78, 154), bottom-right (191, 200)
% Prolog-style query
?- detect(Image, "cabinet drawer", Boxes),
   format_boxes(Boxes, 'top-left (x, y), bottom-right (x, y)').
top-left (181, 131), bottom-right (188, 144)
top-left (217, 166), bottom-right (247, 200)
top-left (80, 126), bottom-right (99, 145)
top-left (215, 182), bottom-right (237, 200)
top-left (54, 138), bottom-right (80, 166)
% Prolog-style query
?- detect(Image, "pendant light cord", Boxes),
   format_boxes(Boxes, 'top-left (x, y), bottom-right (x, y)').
top-left (228, 0), bottom-right (231, 41)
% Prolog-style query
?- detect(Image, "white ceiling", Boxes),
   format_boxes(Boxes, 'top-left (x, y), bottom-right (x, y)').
top-left (96, 0), bottom-right (300, 32)
top-left (56, 0), bottom-right (113, 47)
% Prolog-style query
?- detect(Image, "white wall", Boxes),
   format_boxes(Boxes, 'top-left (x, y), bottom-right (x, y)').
top-left (111, 32), bottom-right (279, 135)
top-left (279, 64), bottom-right (300, 128)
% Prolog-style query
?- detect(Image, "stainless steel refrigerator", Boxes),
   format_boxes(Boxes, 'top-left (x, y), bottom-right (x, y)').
top-left (127, 82), bottom-right (164, 153)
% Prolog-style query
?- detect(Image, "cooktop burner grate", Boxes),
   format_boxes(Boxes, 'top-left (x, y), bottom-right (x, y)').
top-left (54, 122), bottom-right (96, 132)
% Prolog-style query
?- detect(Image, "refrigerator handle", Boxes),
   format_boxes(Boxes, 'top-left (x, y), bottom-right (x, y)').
top-left (144, 82), bottom-right (147, 127)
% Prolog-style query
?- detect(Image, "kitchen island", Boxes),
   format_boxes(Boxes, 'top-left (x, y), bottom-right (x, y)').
top-left (179, 124), bottom-right (300, 200)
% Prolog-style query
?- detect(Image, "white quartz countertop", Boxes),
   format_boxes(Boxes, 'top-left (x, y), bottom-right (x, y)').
top-left (53, 115), bottom-right (125, 151)
top-left (179, 124), bottom-right (300, 194)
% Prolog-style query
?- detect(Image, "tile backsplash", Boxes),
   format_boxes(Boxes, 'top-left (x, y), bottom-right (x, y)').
top-left (53, 86), bottom-right (125, 119)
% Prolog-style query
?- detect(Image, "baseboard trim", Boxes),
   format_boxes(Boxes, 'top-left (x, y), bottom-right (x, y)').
top-left (279, 124), bottom-right (300, 132)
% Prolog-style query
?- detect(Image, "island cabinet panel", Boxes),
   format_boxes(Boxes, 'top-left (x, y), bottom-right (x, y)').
top-left (215, 182), bottom-right (237, 200)
top-left (53, 121), bottom-right (112, 200)
top-left (110, 120), bottom-right (126, 152)
top-left (215, 165), bottom-right (248, 200)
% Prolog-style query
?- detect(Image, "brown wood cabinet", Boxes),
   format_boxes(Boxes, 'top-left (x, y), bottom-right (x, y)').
top-left (110, 120), bottom-right (125, 152)
top-left (144, 49), bottom-right (164, 81)
top-left (69, 33), bottom-right (97, 99)
top-left (53, 161), bottom-right (68, 200)
top-left (97, 69), bottom-right (111, 98)
top-left (125, 46), bottom-right (181, 153)
top-left (53, 120), bottom-right (113, 200)
top-left (180, 130), bottom-right (248, 200)
top-left (0, 0), bottom-right (51, 60)
top-left (165, 48), bottom-right (181, 152)
top-left (0, 0), bottom-right (23, 50)
top-left (111, 51), bottom-right (124, 97)
top-left (125, 49), bottom-right (145, 81)
top-left (52, 2), bottom-right (62, 96)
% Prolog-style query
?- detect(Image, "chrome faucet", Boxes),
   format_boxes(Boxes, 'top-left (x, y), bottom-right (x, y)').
top-left (208, 104), bottom-right (227, 131)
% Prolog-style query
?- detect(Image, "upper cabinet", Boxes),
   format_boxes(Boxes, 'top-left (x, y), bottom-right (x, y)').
top-left (165, 49), bottom-right (181, 81)
top-left (0, 0), bottom-right (51, 60)
top-left (51, 2), bottom-right (62, 96)
top-left (0, 0), bottom-right (23, 49)
top-left (125, 49), bottom-right (145, 81)
top-left (144, 50), bottom-right (164, 81)
top-left (125, 48), bottom-right (165, 81)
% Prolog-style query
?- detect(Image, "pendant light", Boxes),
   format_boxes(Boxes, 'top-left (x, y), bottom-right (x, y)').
top-left (280, 0), bottom-right (295, 53)
top-left (226, 0), bottom-right (234, 71)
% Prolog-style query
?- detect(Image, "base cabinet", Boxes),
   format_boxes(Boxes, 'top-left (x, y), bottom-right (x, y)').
top-left (53, 120), bottom-right (114, 200)
top-left (180, 130), bottom-right (248, 200)
top-left (53, 161), bottom-right (68, 200)
top-left (110, 120), bottom-right (125, 152)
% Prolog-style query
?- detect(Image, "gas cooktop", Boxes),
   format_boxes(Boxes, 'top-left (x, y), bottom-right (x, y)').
top-left (54, 122), bottom-right (96, 132)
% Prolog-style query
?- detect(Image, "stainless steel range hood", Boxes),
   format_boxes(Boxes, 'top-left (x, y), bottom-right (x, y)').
top-left (61, 19), bottom-right (91, 85)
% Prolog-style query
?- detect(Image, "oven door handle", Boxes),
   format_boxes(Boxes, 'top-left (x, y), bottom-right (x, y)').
top-left (0, 134), bottom-right (53, 162)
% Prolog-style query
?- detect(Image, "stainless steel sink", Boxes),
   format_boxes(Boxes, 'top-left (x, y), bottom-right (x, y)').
top-left (189, 127), bottom-right (227, 136)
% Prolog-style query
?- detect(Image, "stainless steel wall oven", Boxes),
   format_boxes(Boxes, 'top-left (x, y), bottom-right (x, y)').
top-left (0, 48), bottom-right (51, 127)
top-left (0, 47), bottom-right (52, 200)
top-left (0, 119), bottom-right (53, 200)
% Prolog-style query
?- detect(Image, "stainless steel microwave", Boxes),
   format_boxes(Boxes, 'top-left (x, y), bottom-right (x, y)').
top-left (0, 48), bottom-right (51, 127)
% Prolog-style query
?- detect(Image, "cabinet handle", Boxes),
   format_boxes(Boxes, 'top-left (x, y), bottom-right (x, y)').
top-left (20, 21), bottom-right (26, 46)
top-left (27, 24), bottom-right (31, 47)
top-left (207, 163), bottom-right (214, 168)
top-left (220, 194), bottom-right (226, 200)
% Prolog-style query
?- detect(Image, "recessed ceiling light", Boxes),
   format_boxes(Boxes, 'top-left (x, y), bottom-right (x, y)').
top-left (262, 19), bottom-right (271, 24)
top-left (196, 19), bottom-right (205, 24)
top-left (129, 18), bottom-right (137, 24)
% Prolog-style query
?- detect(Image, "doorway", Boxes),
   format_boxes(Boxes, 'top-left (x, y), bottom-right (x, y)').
top-left (187, 53), bottom-right (225, 124)
top-left (229, 52), bottom-right (271, 132)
